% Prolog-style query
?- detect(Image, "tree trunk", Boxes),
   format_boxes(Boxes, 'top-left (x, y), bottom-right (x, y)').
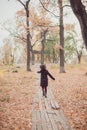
top-left (70, 0), bottom-right (87, 49)
top-left (58, 0), bottom-right (65, 73)
top-left (77, 50), bottom-right (83, 64)
top-left (41, 33), bottom-right (44, 65)
top-left (78, 55), bottom-right (81, 64)
top-left (41, 28), bottom-right (48, 65)
top-left (53, 48), bottom-right (55, 63)
top-left (31, 50), bottom-right (35, 65)
top-left (26, 2), bottom-right (31, 71)
top-left (11, 54), bottom-right (14, 64)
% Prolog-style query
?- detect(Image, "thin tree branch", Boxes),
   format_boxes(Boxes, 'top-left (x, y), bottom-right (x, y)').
top-left (27, 0), bottom-right (30, 4)
top-left (3, 25), bottom-right (27, 43)
top-left (62, 4), bottom-right (71, 8)
top-left (31, 40), bottom-right (38, 47)
top-left (39, 0), bottom-right (59, 17)
top-left (14, 35), bottom-right (27, 43)
top-left (17, 0), bottom-right (26, 9)
top-left (32, 24), bottom-right (59, 29)
top-left (46, 39), bottom-right (57, 41)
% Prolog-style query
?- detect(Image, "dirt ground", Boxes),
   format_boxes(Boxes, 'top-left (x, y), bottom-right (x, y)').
top-left (0, 63), bottom-right (87, 130)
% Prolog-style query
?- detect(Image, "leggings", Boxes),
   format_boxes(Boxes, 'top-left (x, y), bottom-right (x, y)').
top-left (42, 86), bottom-right (47, 95)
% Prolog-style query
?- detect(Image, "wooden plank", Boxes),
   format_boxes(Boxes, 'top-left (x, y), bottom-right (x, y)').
top-left (40, 110), bottom-right (48, 130)
top-left (44, 110), bottom-right (53, 130)
top-left (32, 110), bottom-right (37, 130)
top-left (32, 98), bottom-right (39, 130)
top-left (39, 94), bottom-right (48, 130)
top-left (47, 110), bottom-right (58, 130)
top-left (44, 98), bottom-right (51, 110)
top-left (48, 88), bottom-right (60, 109)
top-left (47, 89), bottom-right (56, 109)
top-left (42, 110), bottom-right (51, 130)
top-left (45, 90), bottom-right (71, 130)
top-left (33, 65), bottom-right (72, 130)
top-left (49, 88), bottom-right (54, 99)
top-left (55, 109), bottom-right (72, 130)
top-left (36, 110), bottom-right (43, 130)
top-left (47, 88), bottom-right (52, 100)
top-left (53, 110), bottom-right (64, 130)
top-left (32, 98), bottom-right (37, 130)
top-left (50, 99), bottom-right (56, 109)
top-left (50, 99), bottom-right (60, 109)
top-left (57, 121), bottom-right (64, 130)
top-left (54, 100), bottom-right (60, 109)
top-left (44, 98), bottom-right (58, 130)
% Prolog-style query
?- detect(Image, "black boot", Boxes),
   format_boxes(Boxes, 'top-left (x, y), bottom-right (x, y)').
top-left (43, 90), bottom-right (45, 96)
top-left (45, 92), bottom-right (47, 98)
top-left (45, 87), bottom-right (47, 98)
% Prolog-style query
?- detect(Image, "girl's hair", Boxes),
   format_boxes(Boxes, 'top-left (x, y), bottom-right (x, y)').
top-left (40, 64), bottom-right (46, 70)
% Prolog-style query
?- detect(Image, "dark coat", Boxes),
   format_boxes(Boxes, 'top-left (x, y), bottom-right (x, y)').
top-left (37, 69), bottom-right (55, 87)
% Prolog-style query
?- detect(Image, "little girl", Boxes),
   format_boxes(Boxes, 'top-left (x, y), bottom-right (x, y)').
top-left (37, 64), bottom-right (55, 98)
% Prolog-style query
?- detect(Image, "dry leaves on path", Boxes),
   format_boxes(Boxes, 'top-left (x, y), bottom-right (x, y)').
top-left (0, 64), bottom-right (87, 130)
top-left (49, 64), bottom-right (87, 130)
top-left (0, 65), bottom-right (36, 130)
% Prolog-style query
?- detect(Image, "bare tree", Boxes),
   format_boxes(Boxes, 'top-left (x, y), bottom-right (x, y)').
top-left (16, 0), bottom-right (31, 71)
top-left (40, 28), bottom-right (48, 64)
top-left (58, 0), bottom-right (65, 73)
top-left (39, 0), bottom-right (66, 72)
top-left (69, 0), bottom-right (87, 49)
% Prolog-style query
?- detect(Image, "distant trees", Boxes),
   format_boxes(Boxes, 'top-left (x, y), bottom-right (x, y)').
top-left (2, 37), bottom-right (24, 65)
top-left (38, 0), bottom-right (87, 69)
top-left (44, 29), bottom-right (59, 63)
top-left (65, 30), bottom-right (85, 64)
top-left (6, 0), bottom-right (87, 70)
top-left (2, 38), bottom-right (13, 65)
top-left (16, 0), bottom-right (51, 66)
top-left (39, 0), bottom-right (66, 72)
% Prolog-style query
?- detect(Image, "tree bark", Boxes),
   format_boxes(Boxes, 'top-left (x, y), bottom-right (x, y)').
top-left (58, 0), bottom-right (65, 73)
top-left (78, 55), bottom-right (81, 64)
top-left (41, 32), bottom-right (44, 65)
top-left (70, 0), bottom-right (87, 49)
top-left (26, 1), bottom-right (31, 71)
top-left (41, 28), bottom-right (48, 65)
top-left (53, 48), bottom-right (55, 63)
top-left (31, 50), bottom-right (35, 65)
top-left (76, 49), bottom-right (83, 64)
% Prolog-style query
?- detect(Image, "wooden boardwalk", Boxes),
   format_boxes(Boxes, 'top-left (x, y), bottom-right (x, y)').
top-left (32, 64), bottom-right (72, 130)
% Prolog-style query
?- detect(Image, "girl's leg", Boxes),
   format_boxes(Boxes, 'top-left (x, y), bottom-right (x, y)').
top-left (42, 87), bottom-right (45, 96)
top-left (44, 86), bottom-right (47, 97)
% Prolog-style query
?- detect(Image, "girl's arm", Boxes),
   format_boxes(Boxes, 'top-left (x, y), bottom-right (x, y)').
top-left (47, 71), bottom-right (55, 80)
top-left (37, 70), bottom-right (41, 73)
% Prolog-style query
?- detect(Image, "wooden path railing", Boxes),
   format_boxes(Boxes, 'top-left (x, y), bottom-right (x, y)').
top-left (32, 64), bottom-right (72, 130)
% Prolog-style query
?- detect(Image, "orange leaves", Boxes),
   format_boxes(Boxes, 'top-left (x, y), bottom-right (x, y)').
top-left (17, 22), bottom-right (24, 27)
top-left (65, 24), bottom-right (75, 31)
top-left (16, 10), bottom-right (25, 17)
top-left (49, 64), bottom-right (87, 130)
top-left (54, 44), bottom-right (64, 50)
top-left (0, 64), bottom-right (87, 130)
top-left (0, 67), bottom-right (35, 130)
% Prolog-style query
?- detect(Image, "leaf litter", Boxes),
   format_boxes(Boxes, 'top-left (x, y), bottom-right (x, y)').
top-left (0, 64), bottom-right (87, 130)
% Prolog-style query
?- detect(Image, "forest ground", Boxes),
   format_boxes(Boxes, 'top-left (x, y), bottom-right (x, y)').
top-left (0, 63), bottom-right (87, 130)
